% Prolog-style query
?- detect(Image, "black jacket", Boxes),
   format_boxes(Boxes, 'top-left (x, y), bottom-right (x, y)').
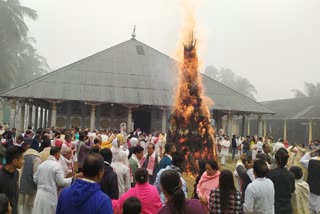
top-left (267, 167), bottom-right (295, 214)
top-left (100, 163), bottom-right (119, 199)
top-left (0, 166), bottom-right (19, 214)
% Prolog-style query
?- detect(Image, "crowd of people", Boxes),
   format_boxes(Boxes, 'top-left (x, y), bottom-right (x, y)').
top-left (0, 124), bottom-right (319, 214)
top-left (213, 133), bottom-right (320, 214)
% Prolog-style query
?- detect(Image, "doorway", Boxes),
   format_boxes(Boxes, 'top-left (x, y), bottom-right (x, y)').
top-left (133, 110), bottom-right (151, 133)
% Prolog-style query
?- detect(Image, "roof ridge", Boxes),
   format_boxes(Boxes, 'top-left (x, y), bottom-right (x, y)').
top-left (201, 73), bottom-right (274, 114)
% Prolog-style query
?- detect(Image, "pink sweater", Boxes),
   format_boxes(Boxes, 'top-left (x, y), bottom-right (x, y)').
top-left (196, 171), bottom-right (220, 201)
top-left (112, 183), bottom-right (162, 214)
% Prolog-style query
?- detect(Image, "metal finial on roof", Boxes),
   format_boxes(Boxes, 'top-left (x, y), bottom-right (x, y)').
top-left (132, 25), bottom-right (136, 39)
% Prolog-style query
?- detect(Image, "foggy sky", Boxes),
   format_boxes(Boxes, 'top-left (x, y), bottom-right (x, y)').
top-left (24, 0), bottom-right (320, 101)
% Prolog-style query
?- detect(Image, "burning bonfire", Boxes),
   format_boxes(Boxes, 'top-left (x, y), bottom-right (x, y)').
top-left (168, 32), bottom-right (217, 175)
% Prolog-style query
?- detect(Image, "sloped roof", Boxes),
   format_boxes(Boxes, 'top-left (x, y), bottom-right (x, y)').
top-left (261, 97), bottom-right (320, 119)
top-left (1, 38), bottom-right (273, 114)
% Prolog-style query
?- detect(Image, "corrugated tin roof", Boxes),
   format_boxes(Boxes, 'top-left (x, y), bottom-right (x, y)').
top-left (1, 38), bottom-right (273, 114)
top-left (261, 97), bottom-right (320, 119)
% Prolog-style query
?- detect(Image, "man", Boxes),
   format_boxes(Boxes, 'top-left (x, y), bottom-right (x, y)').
top-left (267, 148), bottom-right (295, 214)
top-left (14, 135), bottom-right (24, 146)
top-left (99, 148), bottom-right (119, 199)
top-left (242, 136), bottom-right (250, 155)
top-left (273, 138), bottom-right (286, 155)
top-left (220, 136), bottom-right (231, 165)
top-left (243, 159), bottom-right (275, 214)
top-left (39, 138), bottom-right (51, 162)
top-left (129, 145), bottom-right (144, 186)
top-left (33, 147), bottom-right (72, 214)
top-left (59, 147), bottom-right (73, 177)
top-left (300, 146), bottom-right (320, 214)
top-left (140, 143), bottom-right (160, 184)
top-left (0, 146), bottom-right (24, 214)
top-left (56, 153), bottom-right (113, 214)
top-left (257, 137), bottom-right (263, 153)
top-left (18, 142), bottom-right (41, 214)
top-left (262, 143), bottom-right (273, 167)
top-left (157, 143), bottom-right (176, 171)
top-left (154, 152), bottom-right (188, 205)
top-left (231, 135), bottom-right (237, 160)
top-left (77, 132), bottom-right (91, 172)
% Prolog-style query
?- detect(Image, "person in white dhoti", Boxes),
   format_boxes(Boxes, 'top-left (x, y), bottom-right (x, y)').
top-left (300, 147), bottom-right (320, 214)
top-left (32, 147), bottom-right (72, 214)
top-left (220, 136), bottom-right (231, 166)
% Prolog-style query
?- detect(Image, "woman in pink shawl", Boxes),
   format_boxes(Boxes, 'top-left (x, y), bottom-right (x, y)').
top-left (197, 160), bottom-right (220, 211)
top-left (112, 168), bottom-right (162, 214)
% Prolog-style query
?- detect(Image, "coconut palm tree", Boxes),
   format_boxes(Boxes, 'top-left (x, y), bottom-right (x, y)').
top-left (291, 82), bottom-right (320, 97)
top-left (0, 0), bottom-right (39, 91)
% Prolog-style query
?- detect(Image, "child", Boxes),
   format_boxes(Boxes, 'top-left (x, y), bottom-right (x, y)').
top-left (289, 166), bottom-right (310, 214)
top-left (123, 197), bottom-right (141, 214)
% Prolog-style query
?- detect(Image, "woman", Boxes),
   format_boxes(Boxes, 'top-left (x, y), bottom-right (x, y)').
top-left (158, 170), bottom-right (204, 214)
top-left (209, 170), bottom-right (242, 214)
top-left (267, 148), bottom-right (295, 214)
top-left (112, 168), bottom-right (162, 214)
top-left (197, 160), bottom-right (220, 211)
top-left (111, 149), bottom-right (131, 197)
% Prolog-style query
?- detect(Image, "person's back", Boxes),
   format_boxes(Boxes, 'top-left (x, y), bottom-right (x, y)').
top-left (290, 166), bottom-right (310, 214)
top-left (57, 153), bottom-right (112, 214)
top-left (159, 199), bottom-right (204, 214)
top-left (99, 148), bottom-right (119, 199)
top-left (244, 177), bottom-right (274, 214)
top-left (57, 179), bottom-right (112, 214)
top-left (244, 159), bottom-right (274, 214)
top-left (267, 148), bottom-right (295, 214)
top-left (112, 168), bottom-right (162, 214)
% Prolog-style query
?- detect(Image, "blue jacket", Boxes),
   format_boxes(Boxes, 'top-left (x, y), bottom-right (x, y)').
top-left (56, 179), bottom-right (112, 214)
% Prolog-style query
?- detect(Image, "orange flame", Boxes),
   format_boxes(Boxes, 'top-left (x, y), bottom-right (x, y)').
top-left (168, 0), bottom-right (217, 175)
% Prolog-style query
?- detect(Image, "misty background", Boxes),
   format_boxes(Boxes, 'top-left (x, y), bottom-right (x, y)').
top-left (3, 0), bottom-right (320, 101)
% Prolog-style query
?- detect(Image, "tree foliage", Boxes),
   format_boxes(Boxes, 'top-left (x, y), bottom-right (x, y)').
top-left (204, 65), bottom-right (258, 100)
top-left (291, 82), bottom-right (320, 97)
top-left (0, 0), bottom-right (49, 91)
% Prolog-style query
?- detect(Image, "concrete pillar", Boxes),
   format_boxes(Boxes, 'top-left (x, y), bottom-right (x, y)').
top-left (283, 119), bottom-right (287, 140)
top-left (95, 105), bottom-right (101, 129)
top-left (308, 119), bottom-right (312, 145)
top-left (111, 104), bottom-right (115, 128)
top-left (66, 102), bottom-right (72, 129)
top-left (28, 104), bottom-right (33, 128)
top-left (241, 115), bottom-right (246, 137)
top-left (48, 108), bottom-right (52, 128)
top-left (81, 103), bottom-right (86, 129)
top-left (127, 107), bottom-right (132, 133)
top-left (258, 114), bottom-right (263, 137)
top-left (247, 119), bottom-right (251, 136)
top-left (227, 112), bottom-right (233, 137)
top-left (44, 109), bottom-right (48, 128)
top-left (20, 103), bottom-right (25, 132)
top-left (89, 105), bottom-right (96, 131)
top-left (39, 108), bottom-right (43, 129)
top-left (221, 116), bottom-right (226, 134)
top-left (9, 100), bottom-right (16, 128)
top-left (263, 120), bottom-right (267, 137)
top-left (34, 106), bottom-right (39, 130)
top-left (161, 108), bottom-right (167, 133)
top-left (51, 102), bottom-right (57, 127)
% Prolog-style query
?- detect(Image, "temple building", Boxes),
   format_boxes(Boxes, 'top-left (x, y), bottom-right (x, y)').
top-left (250, 97), bottom-right (320, 144)
top-left (0, 36), bottom-right (273, 135)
